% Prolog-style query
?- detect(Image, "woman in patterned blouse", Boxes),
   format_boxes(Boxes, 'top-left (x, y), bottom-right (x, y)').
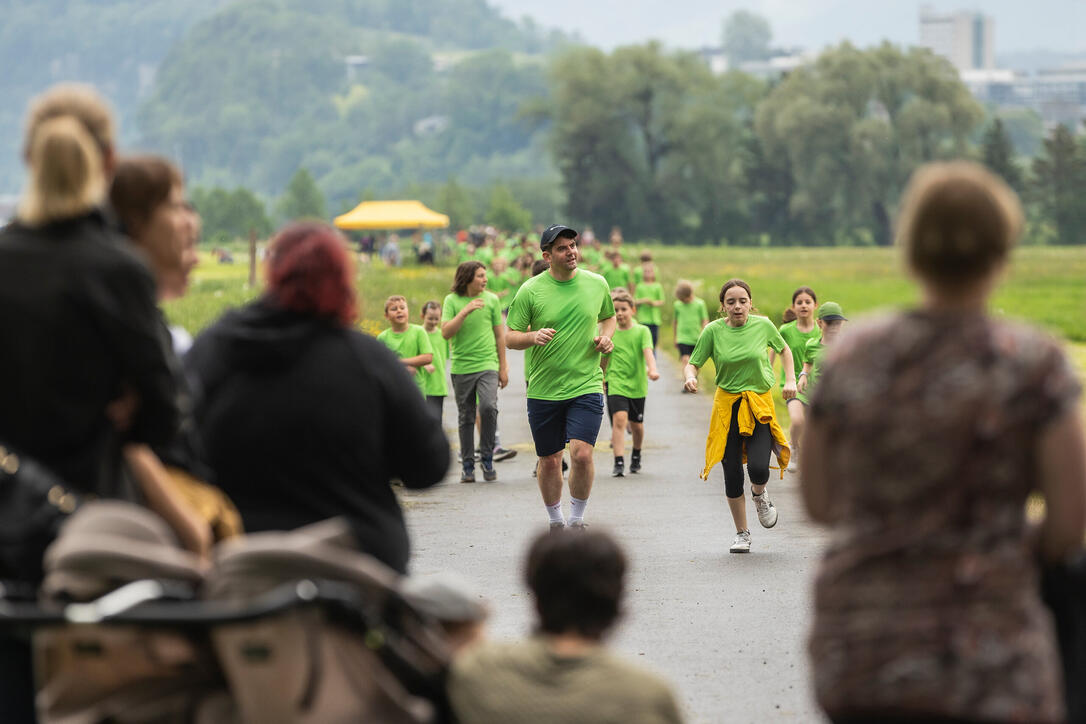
top-left (801, 161), bottom-right (1086, 724)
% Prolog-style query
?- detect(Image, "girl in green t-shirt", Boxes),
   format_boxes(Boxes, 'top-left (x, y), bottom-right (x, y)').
top-left (419, 300), bottom-right (450, 419)
top-left (377, 295), bottom-right (433, 392)
top-left (601, 290), bottom-right (660, 477)
top-left (772, 286), bottom-right (819, 472)
top-left (683, 279), bottom-right (797, 554)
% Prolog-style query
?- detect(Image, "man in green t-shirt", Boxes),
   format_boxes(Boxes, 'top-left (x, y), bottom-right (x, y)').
top-left (507, 225), bottom-right (616, 530)
top-left (442, 261), bottom-right (509, 483)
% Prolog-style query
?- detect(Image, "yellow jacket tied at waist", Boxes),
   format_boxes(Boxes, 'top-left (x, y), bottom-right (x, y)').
top-left (700, 388), bottom-right (790, 481)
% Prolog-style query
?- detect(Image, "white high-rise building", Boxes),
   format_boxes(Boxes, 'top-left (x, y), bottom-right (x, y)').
top-left (919, 7), bottom-right (994, 70)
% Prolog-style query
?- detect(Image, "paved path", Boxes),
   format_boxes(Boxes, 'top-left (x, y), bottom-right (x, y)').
top-left (402, 348), bottom-right (830, 723)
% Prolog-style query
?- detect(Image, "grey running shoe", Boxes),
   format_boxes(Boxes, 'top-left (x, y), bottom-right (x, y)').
top-left (730, 530), bottom-right (752, 553)
top-left (611, 461), bottom-right (624, 477)
top-left (460, 470), bottom-right (475, 484)
top-left (549, 520), bottom-right (566, 531)
top-left (754, 491), bottom-right (778, 528)
top-left (493, 446), bottom-right (518, 462)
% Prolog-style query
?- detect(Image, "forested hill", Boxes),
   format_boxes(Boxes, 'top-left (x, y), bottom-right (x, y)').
top-left (0, 0), bottom-right (571, 199)
top-left (0, 0), bottom-right (226, 192)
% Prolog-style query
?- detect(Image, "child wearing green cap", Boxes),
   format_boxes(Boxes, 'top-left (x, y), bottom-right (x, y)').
top-left (797, 302), bottom-right (848, 406)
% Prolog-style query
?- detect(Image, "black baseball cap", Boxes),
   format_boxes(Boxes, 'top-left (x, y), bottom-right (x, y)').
top-left (540, 224), bottom-right (578, 250)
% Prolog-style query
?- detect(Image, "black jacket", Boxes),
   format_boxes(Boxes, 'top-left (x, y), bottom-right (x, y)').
top-left (184, 299), bottom-right (450, 574)
top-left (0, 210), bottom-right (181, 494)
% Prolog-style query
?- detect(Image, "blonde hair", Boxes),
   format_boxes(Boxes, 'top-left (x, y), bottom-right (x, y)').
top-left (18, 84), bottom-right (115, 226)
top-left (384, 295), bottom-right (408, 314)
top-left (897, 161), bottom-right (1022, 286)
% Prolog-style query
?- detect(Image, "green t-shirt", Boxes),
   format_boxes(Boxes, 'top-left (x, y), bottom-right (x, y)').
top-left (797, 336), bottom-right (825, 405)
top-left (486, 269), bottom-right (521, 309)
top-left (673, 298), bottom-right (709, 345)
top-left (441, 290), bottom-right (502, 375)
top-left (604, 323), bottom-right (654, 399)
top-left (633, 266), bottom-right (645, 285)
top-left (635, 282), bottom-right (665, 326)
top-left (419, 328), bottom-right (449, 397)
top-left (602, 264), bottom-right (633, 291)
top-left (580, 246), bottom-right (603, 269)
top-left (473, 246), bottom-right (494, 265)
top-left (376, 324), bottom-right (433, 391)
top-left (507, 269), bottom-right (615, 401)
top-left (689, 316), bottom-right (786, 394)
top-left (778, 320), bottom-right (821, 382)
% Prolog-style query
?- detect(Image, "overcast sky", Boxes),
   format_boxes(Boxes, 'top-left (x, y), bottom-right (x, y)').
top-left (493, 0), bottom-right (1085, 55)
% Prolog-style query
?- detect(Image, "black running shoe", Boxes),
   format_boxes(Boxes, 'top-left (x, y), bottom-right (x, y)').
top-left (611, 461), bottom-right (624, 477)
top-left (630, 456), bottom-right (641, 474)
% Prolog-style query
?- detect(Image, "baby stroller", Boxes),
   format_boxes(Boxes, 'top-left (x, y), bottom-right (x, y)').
top-left (0, 502), bottom-right (451, 724)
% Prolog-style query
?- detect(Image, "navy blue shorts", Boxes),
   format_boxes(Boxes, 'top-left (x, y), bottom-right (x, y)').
top-left (676, 343), bottom-right (696, 357)
top-left (526, 393), bottom-right (604, 457)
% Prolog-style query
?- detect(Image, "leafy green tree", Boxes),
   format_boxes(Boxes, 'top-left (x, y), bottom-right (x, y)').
top-left (981, 118), bottom-right (1023, 193)
top-left (722, 10), bottom-right (772, 67)
top-left (755, 43), bottom-right (984, 245)
top-left (486, 186), bottom-right (532, 231)
top-left (277, 168), bottom-right (327, 222)
top-left (191, 186), bottom-right (272, 242)
top-left (1031, 124), bottom-right (1086, 245)
top-left (437, 178), bottom-right (475, 230)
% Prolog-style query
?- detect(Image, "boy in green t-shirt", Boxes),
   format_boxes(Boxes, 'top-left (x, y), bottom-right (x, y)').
top-left (601, 290), bottom-right (659, 477)
top-left (672, 279), bottom-right (709, 390)
top-left (602, 251), bottom-right (633, 292)
top-left (419, 300), bottom-right (450, 419)
top-left (797, 301), bottom-right (848, 406)
top-left (634, 265), bottom-right (665, 351)
top-left (377, 295), bottom-right (433, 393)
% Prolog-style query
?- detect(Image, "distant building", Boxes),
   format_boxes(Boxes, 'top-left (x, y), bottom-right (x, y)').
top-left (919, 7), bottom-right (994, 70)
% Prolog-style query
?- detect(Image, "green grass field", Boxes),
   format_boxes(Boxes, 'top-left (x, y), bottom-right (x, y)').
top-left (164, 244), bottom-right (1086, 419)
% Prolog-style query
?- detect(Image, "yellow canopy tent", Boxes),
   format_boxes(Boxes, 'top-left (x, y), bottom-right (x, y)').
top-left (333, 200), bottom-right (449, 230)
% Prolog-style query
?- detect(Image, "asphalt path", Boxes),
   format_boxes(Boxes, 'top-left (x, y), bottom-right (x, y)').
top-left (402, 346), bottom-right (830, 723)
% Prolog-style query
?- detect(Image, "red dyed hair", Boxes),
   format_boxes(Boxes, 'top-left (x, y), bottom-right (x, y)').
top-left (266, 222), bottom-right (357, 325)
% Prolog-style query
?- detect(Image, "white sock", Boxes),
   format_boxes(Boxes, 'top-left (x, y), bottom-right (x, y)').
top-left (546, 501), bottom-right (565, 524)
top-left (569, 496), bottom-right (588, 522)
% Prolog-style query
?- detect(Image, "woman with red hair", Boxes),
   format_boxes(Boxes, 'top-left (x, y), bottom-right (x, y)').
top-left (184, 223), bottom-right (449, 573)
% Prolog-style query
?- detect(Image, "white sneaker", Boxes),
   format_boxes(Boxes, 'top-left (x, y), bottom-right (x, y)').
top-left (754, 491), bottom-right (778, 528)
top-left (729, 530), bottom-right (751, 553)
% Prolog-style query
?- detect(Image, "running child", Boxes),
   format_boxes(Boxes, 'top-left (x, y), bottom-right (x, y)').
top-left (419, 300), bottom-right (450, 419)
top-left (673, 280), bottom-right (709, 390)
top-left (602, 251), bottom-right (634, 292)
top-left (684, 279), bottom-right (796, 554)
top-left (635, 265), bottom-right (665, 350)
top-left (378, 295), bottom-right (434, 392)
top-left (602, 290), bottom-right (659, 477)
top-left (772, 287), bottom-right (819, 471)
top-left (796, 302), bottom-right (847, 406)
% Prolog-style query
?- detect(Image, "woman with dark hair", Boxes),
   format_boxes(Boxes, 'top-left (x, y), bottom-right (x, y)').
top-left (185, 222), bottom-right (449, 573)
top-left (802, 162), bottom-right (1085, 723)
top-left (683, 279), bottom-right (796, 553)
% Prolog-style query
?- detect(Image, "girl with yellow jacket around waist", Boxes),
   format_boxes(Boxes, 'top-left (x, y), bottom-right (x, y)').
top-left (683, 279), bottom-right (797, 554)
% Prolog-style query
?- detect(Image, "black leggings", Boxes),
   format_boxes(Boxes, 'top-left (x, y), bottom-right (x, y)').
top-left (722, 398), bottom-right (771, 498)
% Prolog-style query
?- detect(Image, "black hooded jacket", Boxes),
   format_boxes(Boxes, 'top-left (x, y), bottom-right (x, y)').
top-left (184, 298), bottom-right (449, 573)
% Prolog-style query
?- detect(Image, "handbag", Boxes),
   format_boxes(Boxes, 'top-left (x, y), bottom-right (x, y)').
top-left (0, 442), bottom-right (81, 583)
top-left (1041, 551), bottom-right (1086, 724)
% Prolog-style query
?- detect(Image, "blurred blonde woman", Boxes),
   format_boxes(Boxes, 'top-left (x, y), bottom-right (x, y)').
top-left (802, 162), bottom-right (1086, 723)
top-left (0, 83), bottom-right (182, 721)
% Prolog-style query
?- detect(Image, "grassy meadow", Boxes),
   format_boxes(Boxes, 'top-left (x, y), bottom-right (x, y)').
top-left (165, 244), bottom-right (1086, 420)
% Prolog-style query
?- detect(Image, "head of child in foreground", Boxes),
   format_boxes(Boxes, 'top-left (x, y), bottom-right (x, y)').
top-left (527, 528), bottom-right (626, 641)
top-left (611, 290), bottom-right (635, 327)
top-left (421, 300), bottom-right (441, 330)
top-left (675, 280), bottom-right (694, 302)
top-left (816, 302), bottom-right (847, 343)
top-left (384, 295), bottom-right (410, 328)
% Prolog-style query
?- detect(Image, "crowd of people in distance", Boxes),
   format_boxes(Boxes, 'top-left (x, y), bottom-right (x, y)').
top-left (0, 82), bottom-right (1083, 724)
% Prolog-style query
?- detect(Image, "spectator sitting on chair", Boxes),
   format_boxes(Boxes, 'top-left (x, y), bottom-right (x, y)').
top-left (448, 529), bottom-right (684, 724)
